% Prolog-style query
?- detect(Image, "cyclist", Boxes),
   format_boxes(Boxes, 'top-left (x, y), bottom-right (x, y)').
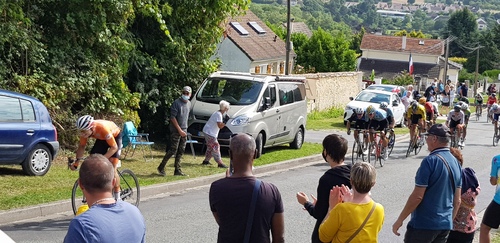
top-left (346, 107), bottom-right (369, 138)
top-left (459, 102), bottom-right (471, 146)
top-left (366, 105), bottom-right (389, 159)
top-left (406, 100), bottom-right (426, 147)
top-left (489, 103), bottom-right (500, 135)
top-left (446, 104), bottom-right (465, 147)
top-left (475, 93), bottom-right (483, 115)
top-left (419, 97), bottom-right (435, 127)
top-left (73, 115), bottom-right (122, 201)
top-left (379, 102), bottom-right (396, 148)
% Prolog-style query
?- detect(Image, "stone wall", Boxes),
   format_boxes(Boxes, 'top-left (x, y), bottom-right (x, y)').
top-left (302, 72), bottom-right (364, 112)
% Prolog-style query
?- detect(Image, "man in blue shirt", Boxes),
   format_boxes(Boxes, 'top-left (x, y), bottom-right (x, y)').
top-left (479, 154), bottom-right (500, 242)
top-left (392, 124), bottom-right (462, 243)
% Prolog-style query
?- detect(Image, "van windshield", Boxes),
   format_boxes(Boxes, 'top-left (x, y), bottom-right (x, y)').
top-left (196, 77), bottom-right (263, 105)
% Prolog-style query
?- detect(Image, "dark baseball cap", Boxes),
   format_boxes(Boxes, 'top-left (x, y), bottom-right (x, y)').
top-left (422, 124), bottom-right (451, 137)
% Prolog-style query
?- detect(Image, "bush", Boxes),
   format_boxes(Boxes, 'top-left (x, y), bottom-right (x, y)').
top-left (308, 107), bottom-right (344, 120)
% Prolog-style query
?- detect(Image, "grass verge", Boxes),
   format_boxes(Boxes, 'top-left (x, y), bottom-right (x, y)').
top-left (0, 142), bottom-right (322, 211)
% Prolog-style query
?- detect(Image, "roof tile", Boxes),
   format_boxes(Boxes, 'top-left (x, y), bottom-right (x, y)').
top-left (360, 34), bottom-right (444, 55)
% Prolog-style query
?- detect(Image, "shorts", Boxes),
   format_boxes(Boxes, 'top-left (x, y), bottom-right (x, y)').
top-left (404, 225), bottom-right (450, 243)
top-left (449, 119), bottom-right (461, 129)
top-left (426, 112), bottom-right (433, 121)
top-left (369, 119), bottom-right (388, 131)
top-left (494, 113), bottom-right (500, 122)
top-left (482, 200), bottom-right (500, 229)
top-left (410, 114), bottom-right (422, 125)
top-left (476, 100), bottom-right (483, 105)
top-left (90, 133), bottom-right (123, 165)
top-left (442, 102), bottom-right (450, 107)
top-left (353, 120), bottom-right (368, 130)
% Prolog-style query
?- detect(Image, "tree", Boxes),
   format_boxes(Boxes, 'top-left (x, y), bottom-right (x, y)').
top-left (463, 31), bottom-right (500, 73)
top-left (445, 8), bottom-right (479, 57)
top-left (296, 28), bottom-right (356, 72)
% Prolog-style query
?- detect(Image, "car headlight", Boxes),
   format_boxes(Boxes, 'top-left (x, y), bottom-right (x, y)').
top-left (231, 115), bottom-right (250, 126)
top-left (345, 106), bottom-right (353, 111)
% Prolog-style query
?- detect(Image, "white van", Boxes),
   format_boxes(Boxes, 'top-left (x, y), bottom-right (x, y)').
top-left (188, 71), bottom-right (307, 158)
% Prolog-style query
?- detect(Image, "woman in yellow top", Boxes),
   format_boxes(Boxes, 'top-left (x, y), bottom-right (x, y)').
top-left (319, 162), bottom-right (384, 243)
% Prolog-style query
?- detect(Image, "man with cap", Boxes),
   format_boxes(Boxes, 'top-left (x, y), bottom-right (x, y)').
top-left (157, 86), bottom-right (192, 176)
top-left (392, 124), bottom-right (462, 243)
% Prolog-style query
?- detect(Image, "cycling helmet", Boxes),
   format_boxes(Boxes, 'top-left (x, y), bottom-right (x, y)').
top-left (354, 107), bottom-right (364, 115)
top-left (493, 104), bottom-right (499, 111)
top-left (414, 93), bottom-right (422, 100)
top-left (379, 102), bottom-right (388, 109)
top-left (453, 104), bottom-right (461, 112)
top-left (76, 115), bottom-right (94, 130)
top-left (411, 102), bottom-right (418, 111)
top-left (492, 93), bottom-right (496, 97)
top-left (418, 97), bottom-right (426, 105)
top-left (461, 103), bottom-right (468, 110)
top-left (366, 105), bottom-right (376, 114)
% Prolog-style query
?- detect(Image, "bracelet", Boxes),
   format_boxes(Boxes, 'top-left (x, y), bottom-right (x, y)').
top-left (303, 201), bottom-right (311, 208)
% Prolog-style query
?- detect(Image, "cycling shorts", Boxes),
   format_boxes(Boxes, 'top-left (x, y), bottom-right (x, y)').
top-left (426, 112), bottom-right (433, 121)
top-left (353, 120), bottom-right (368, 130)
top-left (476, 100), bottom-right (483, 105)
top-left (369, 119), bottom-right (388, 132)
top-left (449, 119), bottom-right (461, 129)
top-left (411, 114), bottom-right (422, 125)
top-left (90, 133), bottom-right (122, 165)
top-left (494, 113), bottom-right (500, 122)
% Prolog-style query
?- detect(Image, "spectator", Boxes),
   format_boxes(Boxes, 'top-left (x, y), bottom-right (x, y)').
top-left (446, 148), bottom-right (480, 243)
top-left (157, 86), bottom-right (192, 176)
top-left (201, 100), bottom-right (230, 168)
top-left (479, 153), bottom-right (500, 243)
top-left (402, 85), bottom-right (414, 110)
top-left (424, 82), bottom-right (437, 102)
top-left (64, 154), bottom-right (146, 243)
top-left (438, 79), bottom-right (445, 95)
top-left (209, 133), bottom-right (285, 243)
top-left (318, 162), bottom-right (384, 243)
top-left (460, 83), bottom-right (469, 99)
top-left (392, 124), bottom-right (462, 242)
top-left (450, 85), bottom-right (457, 105)
top-left (296, 134), bottom-right (351, 243)
top-left (441, 85), bottom-right (451, 116)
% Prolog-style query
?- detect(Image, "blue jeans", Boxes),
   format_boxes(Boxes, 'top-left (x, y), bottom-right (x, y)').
top-left (404, 225), bottom-right (450, 243)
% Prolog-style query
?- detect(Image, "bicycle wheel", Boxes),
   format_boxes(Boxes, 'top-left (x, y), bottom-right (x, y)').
top-left (415, 136), bottom-right (423, 155)
top-left (368, 142), bottom-right (374, 166)
top-left (387, 132), bottom-right (395, 156)
top-left (361, 134), bottom-right (369, 162)
top-left (351, 140), bottom-right (360, 165)
top-left (71, 179), bottom-right (86, 215)
top-left (406, 139), bottom-right (414, 158)
top-left (119, 169), bottom-right (140, 207)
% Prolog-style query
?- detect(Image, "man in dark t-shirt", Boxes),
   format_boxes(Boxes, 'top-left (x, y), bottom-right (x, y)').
top-left (209, 134), bottom-right (285, 243)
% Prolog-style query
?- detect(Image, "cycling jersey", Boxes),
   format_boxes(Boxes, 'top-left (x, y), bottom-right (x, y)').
top-left (424, 102), bottom-right (434, 113)
top-left (79, 120), bottom-right (121, 148)
top-left (370, 108), bottom-right (387, 121)
top-left (490, 108), bottom-right (500, 115)
top-left (488, 97), bottom-right (497, 105)
top-left (406, 104), bottom-right (427, 121)
top-left (447, 111), bottom-right (465, 124)
top-left (347, 112), bottom-right (369, 129)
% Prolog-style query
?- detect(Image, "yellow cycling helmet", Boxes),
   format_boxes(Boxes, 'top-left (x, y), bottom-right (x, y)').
top-left (366, 105), bottom-right (375, 114)
top-left (418, 97), bottom-right (426, 105)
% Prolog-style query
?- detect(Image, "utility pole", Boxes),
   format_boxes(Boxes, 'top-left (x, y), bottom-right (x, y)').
top-left (474, 46), bottom-right (483, 96)
top-left (442, 37), bottom-right (450, 83)
top-left (285, 0), bottom-right (291, 75)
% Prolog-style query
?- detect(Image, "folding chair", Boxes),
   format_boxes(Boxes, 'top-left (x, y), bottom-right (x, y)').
top-left (186, 133), bottom-right (199, 158)
top-left (122, 121), bottom-right (154, 161)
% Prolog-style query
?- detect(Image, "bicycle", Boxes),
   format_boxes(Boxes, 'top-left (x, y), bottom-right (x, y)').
top-left (406, 125), bottom-right (424, 157)
top-left (450, 128), bottom-right (464, 149)
top-left (68, 158), bottom-right (141, 215)
top-left (351, 129), bottom-right (369, 164)
top-left (385, 128), bottom-right (396, 156)
top-left (493, 123), bottom-right (500, 147)
top-left (475, 102), bottom-right (482, 121)
top-left (368, 130), bottom-right (385, 167)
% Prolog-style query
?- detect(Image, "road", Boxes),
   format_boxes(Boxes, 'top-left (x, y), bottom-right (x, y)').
top-left (1, 116), bottom-right (498, 242)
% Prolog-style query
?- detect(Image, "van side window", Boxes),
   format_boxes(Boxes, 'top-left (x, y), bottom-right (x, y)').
top-left (20, 99), bottom-right (36, 121)
top-left (279, 83), bottom-right (303, 105)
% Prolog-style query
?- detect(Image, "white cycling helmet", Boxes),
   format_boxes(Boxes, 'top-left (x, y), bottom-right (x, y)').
top-left (354, 107), bottom-right (364, 115)
top-left (76, 115), bottom-right (94, 130)
top-left (380, 102), bottom-right (388, 109)
top-left (461, 103), bottom-right (468, 110)
top-left (493, 104), bottom-right (499, 111)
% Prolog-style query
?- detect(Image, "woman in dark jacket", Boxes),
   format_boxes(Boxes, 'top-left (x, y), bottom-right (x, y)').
top-left (296, 134), bottom-right (352, 243)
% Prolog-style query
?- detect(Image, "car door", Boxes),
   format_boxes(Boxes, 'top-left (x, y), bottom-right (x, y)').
top-left (391, 93), bottom-right (405, 124)
top-left (0, 95), bottom-right (39, 162)
top-left (260, 84), bottom-right (281, 145)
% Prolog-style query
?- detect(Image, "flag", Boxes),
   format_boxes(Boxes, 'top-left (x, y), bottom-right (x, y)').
top-left (409, 54), bottom-right (414, 75)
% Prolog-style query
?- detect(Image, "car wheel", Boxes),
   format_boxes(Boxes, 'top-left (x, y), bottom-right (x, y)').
top-left (22, 144), bottom-right (52, 176)
top-left (290, 127), bottom-right (304, 149)
top-left (255, 133), bottom-right (263, 159)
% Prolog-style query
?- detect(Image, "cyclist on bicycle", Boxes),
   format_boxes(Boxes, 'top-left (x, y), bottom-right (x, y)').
top-left (456, 101), bottom-right (471, 146)
top-left (487, 93), bottom-right (497, 114)
top-left (446, 104), bottom-right (465, 147)
top-left (74, 115), bottom-right (122, 201)
top-left (379, 102), bottom-right (395, 129)
top-left (489, 103), bottom-right (500, 135)
top-left (406, 101), bottom-right (426, 147)
top-left (366, 105), bottom-right (389, 158)
top-left (419, 97), bottom-right (435, 127)
top-left (346, 107), bottom-right (369, 138)
top-left (475, 93), bottom-right (483, 115)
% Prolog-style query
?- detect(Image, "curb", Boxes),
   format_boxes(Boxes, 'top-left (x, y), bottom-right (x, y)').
top-left (0, 154), bottom-right (323, 226)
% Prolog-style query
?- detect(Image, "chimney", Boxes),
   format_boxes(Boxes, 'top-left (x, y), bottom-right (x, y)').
top-left (402, 35), bottom-right (407, 50)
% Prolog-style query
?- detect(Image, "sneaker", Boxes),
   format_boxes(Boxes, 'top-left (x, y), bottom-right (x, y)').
top-left (157, 167), bottom-right (166, 177)
top-left (201, 160), bottom-right (212, 165)
top-left (218, 163), bottom-right (228, 168)
top-left (174, 170), bottom-right (187, 176)
top-left (362, 149), bottom-right (368, 155)
top-left (383, 149), bottom-right (389, 160)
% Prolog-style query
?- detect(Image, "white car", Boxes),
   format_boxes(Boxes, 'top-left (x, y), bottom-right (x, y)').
top-left (343, 89), bottom-right (405, 126)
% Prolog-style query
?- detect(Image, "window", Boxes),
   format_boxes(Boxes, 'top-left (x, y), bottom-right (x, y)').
top-left (278, 83), bottom-right (303, 105)
top-left (0, 96), bottom-right (29, 121)
top-left (247, 21), bottom-right (266, 34)
top-left (20, 99), bottom-right (35, 121)
top-left (196, 78), bottom-right (263, 105)
top-left (262, 84), bottom-right (277, 108)
top-left (230, 22), bottom-right (249, 36)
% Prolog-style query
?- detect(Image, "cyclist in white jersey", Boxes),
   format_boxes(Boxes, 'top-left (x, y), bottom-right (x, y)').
top-left (489, 103), bottom-right (500, 135)
top-left (446, 104), bottom-right (465, 145)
